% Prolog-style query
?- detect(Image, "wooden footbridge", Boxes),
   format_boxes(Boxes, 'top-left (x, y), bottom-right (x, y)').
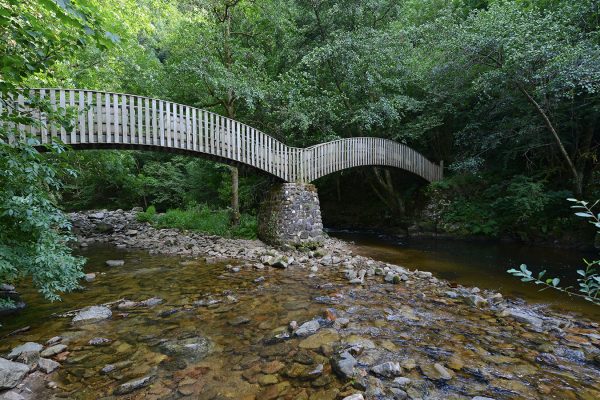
top-left (4, 89), bottom-right (443, 183)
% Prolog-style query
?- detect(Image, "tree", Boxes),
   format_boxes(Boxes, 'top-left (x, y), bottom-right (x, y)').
top-left (0, 0), bottom-right (111, 303)
top-left (429, 1), bottom-right (600, 195)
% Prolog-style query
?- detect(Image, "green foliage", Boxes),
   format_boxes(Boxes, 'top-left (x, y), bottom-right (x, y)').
top-left (508, 198), bottom-right (600, 306)
top-left (0, 0), bottom-right (115, 302)
top-left (136, 205), bottom-right (156, 223)
top-left (0, 138), bottom-right (85, 301)
top-left (425, 174), bottom-right (572, 238)
top-left (141, 204), bottom-right (257, 239)
top-left (1, 0), bottom-right (112, 93)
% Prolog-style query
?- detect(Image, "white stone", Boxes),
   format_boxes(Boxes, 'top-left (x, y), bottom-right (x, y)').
top-left (72, 306), bottom-right (112, 325)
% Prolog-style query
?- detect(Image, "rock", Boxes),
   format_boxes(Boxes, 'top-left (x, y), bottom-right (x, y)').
top-left (88, 212), bottom-right (105, 220)
top-left (0, 358), bottom-right (29, 389)
top-left (445, 291), bottom-right (459, 299)
top-left (298, 329), bottom-right (339, 350)
top-left (421, 363), bottom-right (453, 381)
top-left (258, 374), bottom-right (279, 385)
top-left (45, 337), bottom-right (62, 346)
top-left (113, 375), bottom-right (154, 395)
top-left (138, 297), bottom-right (163, 307)
top-left (331, 351), bottom-right (357, 381)
top-left (401, 359), bottom-right (416, 370)
top-left (88, 337), bottom-right (112, 346)
top-left (72, 306), bottom-right (112, 325)
top-left (14, 351), bottom-right (38, 369)
top-left (105, 259), bottom-right (125, 267)
top-left (159, 336), bottom-right (212, 361)
top-left (472, 397), bottom-right (496, 400)
top-left (465, 294), bottom-right (488, 308)
top-left (342, 395), bottom-right (364, 400)
top-left (228, 316), bottom-right (251, 326)
top-left (271, 257), bottom-right (288, 269)
top-left (295, 320), bottom-right (320, 337)
top-left (503, 308), bottom-right (543, 329)
top-left (1, 391), bottom-right (25, 400)
top-left (7, 343), bottom-right (42, 360)
top-left (84, 273), bottom-right (96, 282)
top-left (371, 361), bottom-right (402, 377)
top-left (38, 358), bottom-right (60, 373)
top-left (40, 344), bottom-right (67, 358)
top-left (392, 377), bottom-right (412, 388)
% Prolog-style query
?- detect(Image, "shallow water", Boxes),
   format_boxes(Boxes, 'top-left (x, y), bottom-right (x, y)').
top-left (1, 243), bottom-right (599, 400)
top-left (329, 231), bottom-right (600, 320)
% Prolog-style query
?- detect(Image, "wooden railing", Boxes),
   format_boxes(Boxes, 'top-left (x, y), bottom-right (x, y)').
top-left (1, 89), bottom-right (443, 182)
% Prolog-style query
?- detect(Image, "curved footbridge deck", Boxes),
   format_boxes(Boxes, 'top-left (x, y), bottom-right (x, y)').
top-left (6, 89), bottom-right (443, 183)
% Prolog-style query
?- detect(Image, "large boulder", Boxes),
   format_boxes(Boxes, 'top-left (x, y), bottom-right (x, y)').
top-left (0, 358), bottom-right (30, 389)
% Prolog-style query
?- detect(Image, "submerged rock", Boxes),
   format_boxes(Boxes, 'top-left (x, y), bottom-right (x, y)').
top-left (158, 336), bottom-right (212, 361)
top-left (72, 306), bottom-right (112, 325)
top-left (105, 260), bottom-right (125, 267)
top-left (113, 375), bottom-right (154, 395)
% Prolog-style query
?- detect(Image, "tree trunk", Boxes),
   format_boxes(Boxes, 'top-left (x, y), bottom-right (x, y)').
top-left (518, 86), bottom-right (582, 195)
top-left (369, 167), bottom-right (405, 218)
top-left (229, 166), bottom-right (240, 227)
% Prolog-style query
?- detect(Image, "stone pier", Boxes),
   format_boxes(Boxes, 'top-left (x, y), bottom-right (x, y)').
top-left (257, 183), bottom-right (324, 248)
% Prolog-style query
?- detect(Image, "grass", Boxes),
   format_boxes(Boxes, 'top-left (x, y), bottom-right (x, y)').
top-left (137, 204), bottom-right (257, 239)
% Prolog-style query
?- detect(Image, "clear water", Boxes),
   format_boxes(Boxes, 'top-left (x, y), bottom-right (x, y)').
top-left (329, 230), bottom-right (600, 320)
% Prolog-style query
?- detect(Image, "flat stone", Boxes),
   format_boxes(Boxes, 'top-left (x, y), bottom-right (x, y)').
top-left (40, 344), bottom-right (67, 358)
top-left (113, 375), bottom-right (154, 395)
top-left (503, 308), bottom-right (543, 329)
top-left (7, 343), bottom-right (42, 360)
top-left (295, 320), bottom-right (320, 337)
top-left (84, 273), bottom-right (96, 282)
top-left (0, 358), bottom-right (30, 389)
top-left (38, 358), bottom-right (60, 373)
top-left (298, 329), bottom-right (339, 349)
top-left (72, 306), bottom-right (112, 325)
top-left (105, 260), bottom-right (125, 267)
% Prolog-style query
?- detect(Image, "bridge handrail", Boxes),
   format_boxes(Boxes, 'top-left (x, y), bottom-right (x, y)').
top-left (1, 88), bottom-right (443, 183)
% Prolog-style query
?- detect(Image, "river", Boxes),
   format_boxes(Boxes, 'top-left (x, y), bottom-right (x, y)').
top-left (330, 230), bottom-right (600, 320)
top-left (1, 237), bottom-right (599, 399)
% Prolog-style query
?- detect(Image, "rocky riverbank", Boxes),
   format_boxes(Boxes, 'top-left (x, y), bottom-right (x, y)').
top-left (1, 209), bottom-right (599, 400)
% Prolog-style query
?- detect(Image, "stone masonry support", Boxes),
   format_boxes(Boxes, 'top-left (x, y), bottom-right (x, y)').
top-left (257, 183), bottom-right (324, 247)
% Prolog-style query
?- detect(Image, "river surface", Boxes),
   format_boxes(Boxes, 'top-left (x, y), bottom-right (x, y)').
top-left (1, 242), bottom-right (599, 399)
top-left (329, 230), bottom-right (600, 320)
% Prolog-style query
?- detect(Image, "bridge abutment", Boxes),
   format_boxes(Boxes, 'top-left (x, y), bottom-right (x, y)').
top-left (257, 183), bottom-right (324, 248)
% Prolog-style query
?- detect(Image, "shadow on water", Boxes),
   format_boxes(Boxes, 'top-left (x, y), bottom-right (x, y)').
top-left (328, 229), bottom-right (600, 320)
